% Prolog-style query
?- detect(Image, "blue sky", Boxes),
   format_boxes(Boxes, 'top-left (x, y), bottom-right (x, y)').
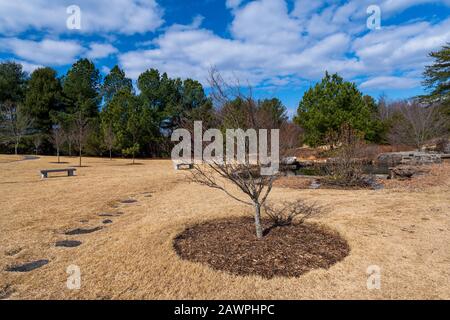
top-left (1, 0), bottom-right (450, 116)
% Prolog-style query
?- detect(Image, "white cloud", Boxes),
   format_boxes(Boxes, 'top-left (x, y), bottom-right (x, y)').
top-left (0, 38), bottom-right (84, 65)
top-left (3, 0), bottom-right (450, 94)
top-left (226, 0), bottom-right (243, 9)
top-left (352, 18), bottom-right (450, 75)
top-left (86, 43), bottom-right (118, 60)
top-left (230, 0), bottom-right (303, 47)
top-left (0, 0), bottom-right (164, 35)
top-left (360, 76), bottom-right (421, 89)
top-left (0, 59), bottom-right (44, 74)
top-left (118, 0), bottom-right (450, 93)
top-left (0, 38), bottom-right (119, 67)
top-left (101, 65), bottom-right (111, 75)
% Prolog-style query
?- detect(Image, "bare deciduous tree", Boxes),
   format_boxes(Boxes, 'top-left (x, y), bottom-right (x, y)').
top-left (0, 103), bottom-right (33, 155)
top-left (388, 100), bottom-right (448, 149)
top-left (31, 133), bottom-right (43, 156)
top-left (64, 125), bottom-right (77, 157)
top-left (280, 122), bottom-right (303, 152)
top-left (50, 125), bottom-right (65, 163)
top-left (192, 162), bottom-right (279, 239)
top-left (188, 69), bottom-right (289, 239)
top-left (322, 124), bottom-right (372, 188)
top-left (72, 112), bottom-right (90, 167)
top-left (102, 122), bottom-right (116, 160)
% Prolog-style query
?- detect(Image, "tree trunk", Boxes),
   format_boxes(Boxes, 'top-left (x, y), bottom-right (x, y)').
top-left (79, 144), bottom-right (82, 167)
top-left (254, 202), bottom-right (263, 239)
top-left (14, 141), bottom-right (18, 155)
top-left (132, 152), bottom-right (135, 165)
top-left (109, 148), bottom-right (112, 160)
top-left (57, 148), bottom-right (60, 163)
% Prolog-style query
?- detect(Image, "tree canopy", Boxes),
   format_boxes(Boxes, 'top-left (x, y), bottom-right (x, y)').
top-left (422, 43), bottom-right (450, 115)
top-left (62, 58), bottom-right (101, 118)
top-left (24, 67), bottom-right (63, 133)
top-left (0, 62), bottom-right (27, 105)
top-left (102, 65), bottom-right (132, 103)
top-left (294, 72), bottom-right (382, 146)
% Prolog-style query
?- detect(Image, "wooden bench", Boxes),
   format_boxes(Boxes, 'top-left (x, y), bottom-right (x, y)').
top-left (40, 168), bottom-right (76, 179)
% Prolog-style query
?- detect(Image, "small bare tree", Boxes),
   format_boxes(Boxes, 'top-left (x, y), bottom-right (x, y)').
top-left (72, 112), bottom-right (90, 167)
top-left (50, 124), bottom-right (65, 163)
top-left (192, 162), bottom-right (279, 239)
top-left (64, 125), bottom-right (77, 157)
top-left (188, 69), bottom-right (289, 239)
top-left (388, 100), bottom-right (448, 149)
top-left (102, 122), bottom-right (116, 160)
top-left (0, 103), bottom-right (33, 155)
top-left (323, 124), bottom-right (371, 188)
top-left (31, 133), bottom-right (43, 156)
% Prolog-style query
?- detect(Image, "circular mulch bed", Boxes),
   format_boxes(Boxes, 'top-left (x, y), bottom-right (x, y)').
top-left (173, 217), bottom-right (350, 279)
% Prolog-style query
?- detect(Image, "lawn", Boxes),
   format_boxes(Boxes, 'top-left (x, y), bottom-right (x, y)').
top-left (0, 155), bottom-right (449, 299)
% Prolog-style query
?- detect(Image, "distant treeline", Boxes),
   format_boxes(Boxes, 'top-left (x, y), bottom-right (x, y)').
top-left (0, 44), bottom-right (449, 158)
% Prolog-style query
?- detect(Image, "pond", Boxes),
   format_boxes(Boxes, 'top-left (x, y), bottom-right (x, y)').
top-left (286, 163), bottom-right (390, 177)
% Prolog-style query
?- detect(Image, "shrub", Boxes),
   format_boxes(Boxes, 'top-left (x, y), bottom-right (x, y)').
top-left (263, 199), bottom-right (322, 227)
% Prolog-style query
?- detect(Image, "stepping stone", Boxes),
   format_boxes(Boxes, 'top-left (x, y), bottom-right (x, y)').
top-left (6, 259), bottom-right (49, 272)
top-left (102, 219), bottom-right (113, 224)
top-left (5, 248), bottom-right (21, 256)
top-left (55, 240), bottom-right (82, 247)
top-left (98, 213), bottom-right (114, 217)
top-left (64, 226), bottom-right (102, 235)
top-left (120, 199), bottom-right (137, 204)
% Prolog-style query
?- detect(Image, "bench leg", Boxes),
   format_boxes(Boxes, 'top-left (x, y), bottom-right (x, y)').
top-left (41, 173), bottom-right (47, 179)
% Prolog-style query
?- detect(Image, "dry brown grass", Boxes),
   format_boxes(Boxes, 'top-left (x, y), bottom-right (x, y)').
top-left (0, 155), bottom-right (23, 163)
top-left (0, 155), bottom-right (449, 299)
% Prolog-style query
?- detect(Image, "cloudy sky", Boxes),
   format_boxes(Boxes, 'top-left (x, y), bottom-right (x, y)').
top-left (1, 0), bottom-right (450, 115)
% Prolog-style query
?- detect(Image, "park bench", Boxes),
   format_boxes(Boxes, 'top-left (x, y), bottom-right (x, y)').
top-left (173, 162), bottom-right (193, 170)
top-left (40, 168), bottom-right (76, 179)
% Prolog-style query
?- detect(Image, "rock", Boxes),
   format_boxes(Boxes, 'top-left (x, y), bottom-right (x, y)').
top-left (281, 157), bottom-right (297, 165)
top-left (55, 240), bottom-right (82, 247)
top-left (6, 259), bottom-right (49, 272)
top-left (64, 226), bottom-right (102, 235)
top-left (378, 152), bottom-right (442, 166)
top-left (98, 213), bottom-right (114, 217)
top-left (388, 165), bottom-right (428, 179)
top-left (310, 179), bottom-right (321, 189)
top-left (102, 219), bottom-right (113, 224)
top-left (120, 199), bottom-right (137, 204)
top-left (361, 176), bottom-right (384, 190)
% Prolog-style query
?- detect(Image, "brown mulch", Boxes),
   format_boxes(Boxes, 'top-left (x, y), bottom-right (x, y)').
top-left (173, 217), bottom-right (350, 279)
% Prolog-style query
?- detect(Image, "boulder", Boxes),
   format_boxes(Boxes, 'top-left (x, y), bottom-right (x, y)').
top-left (388, 165), bottom-right (429, 180)
top-left (281, 157), bottom-right (297, 165)
top-left (377, 152), bottom-right (441, 166)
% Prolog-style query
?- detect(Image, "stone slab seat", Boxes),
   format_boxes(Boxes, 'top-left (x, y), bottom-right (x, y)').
top-left (40, 168), bottom-right (76, 179)
top-left (173, 162), bottom-right (193, 170)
